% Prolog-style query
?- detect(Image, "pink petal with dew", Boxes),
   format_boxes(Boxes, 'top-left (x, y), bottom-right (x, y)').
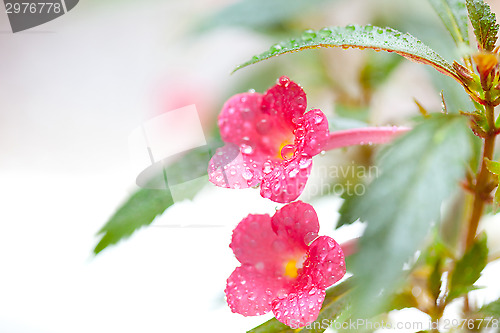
top-left (226, 265), bottom-right (291, 316)
top-left (218, 92), bottom-right (292, 157)
top-left (272, 285), bottom-right (326, 328)
top-left (218, 92), bottom-right (263, 146)
top-left (271, 201), bottom-right (320, 252)
top-left (230, 214), bottom-right (296, 273)
top-left (260, 155), bottom-right (312, 203)
top-left (325, 126), bottom-right (411, 150)
top-left (261, 76), bottom-right (307, 128)
top-left (301, 236), bottom-right (346, 289)
top-left (207, 144), bottom-right (263, 189)
top-left (296, 109), bottom-right (330, 156)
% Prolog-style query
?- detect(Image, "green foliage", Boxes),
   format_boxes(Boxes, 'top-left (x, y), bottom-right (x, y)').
top-left (94, 187), bottom-right (174, 255)
top-left (248, 279), bottom-right (353, 333)
top-left (427, 0), bottom-right (469, 46)
top-left (234, 25), bottom-right (460, 83)
top-left (343, 115), bottom-right (472, 316)
top-left (93, 145), bottom-right (217, 254)
top-left (447, 233), bottom-right (488, 301)
top-left (479, 298), bottom-right (500, 317)
top-left (465, 0), bottom-right (499, 51)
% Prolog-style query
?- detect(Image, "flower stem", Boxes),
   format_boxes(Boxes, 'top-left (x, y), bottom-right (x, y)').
top-left (463, 98), bottom-right (497, 314)
top-left (325, 126), bottom-right (410, 151)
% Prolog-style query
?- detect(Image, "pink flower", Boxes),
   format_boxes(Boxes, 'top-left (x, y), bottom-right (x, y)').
top-left (208, 76), bottom-right (329, 203)
top-left (208, 76), bottom-right (410, 203)
top-left (225, 201), bottom-right (346, 328)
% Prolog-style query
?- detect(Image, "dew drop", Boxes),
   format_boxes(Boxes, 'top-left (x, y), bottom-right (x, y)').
top-left (270, 43), bottom-right (283, 54)
top-left (230, 168), bottom-right (237, 176)
top-left (320, 150), bottom-right (326, 156)
top-left (318, 27), bottom-right (332, 38)
top-left (241, 144), bottom-right (253, 154)
top-left (346, 24), bottom-right (355, 31)
top-left (299, 157), bottom-right (312, 169)
top-left (364, 25), bottom-right (373, 32)
top-left (301, 29), bottom-right (316, 41)
top-left (263, 161), bottom-right (273, 174)
top-left (248, 88), bottom-right (256, 93)
top-left (242, 169), bottom-right (254, 180)
top-left (281, 144), bottom-right (296, 160)
top-left (288, 168), bottom-right (299, 178)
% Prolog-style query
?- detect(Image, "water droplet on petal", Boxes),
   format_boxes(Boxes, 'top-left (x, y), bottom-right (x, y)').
top-left (288, 168), bottom-right (299, 178)
top-left (364, 25), bottom-right (373, 32)
top-left (242, 169), bottom-right (254, 180)
top-left (299, 157), bottom-right (312, 169)
top-left (241, 144), bottom-right (253, 154)
top-left (320, 150), bottom-right (326, 156)
top-left (230, 168), bottom-right (237, 176)
top-left (263, 161), bottom-right (273, 174)
top-left (346, 24), bottom-right (355, 31)
top-left (281, 144), bottom-right (296, 160)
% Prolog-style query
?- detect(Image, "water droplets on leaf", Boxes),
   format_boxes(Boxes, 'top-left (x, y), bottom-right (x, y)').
top-left (301, 29), bottom-right (316, 41)
top-left (319, 27), bottom-right (332, 38)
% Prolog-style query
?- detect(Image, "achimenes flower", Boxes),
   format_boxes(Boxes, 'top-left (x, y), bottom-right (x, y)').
top-left (208, 76), bottom-right (409, 203)
top-left (225, 201), bottom-right (346, 328)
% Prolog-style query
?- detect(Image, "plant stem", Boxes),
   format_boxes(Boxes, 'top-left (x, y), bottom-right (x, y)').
top-left (463, 99), bottom-right (497, 315)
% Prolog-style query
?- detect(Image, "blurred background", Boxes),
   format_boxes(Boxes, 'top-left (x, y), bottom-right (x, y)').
top-left (1, 0), bottom-right (499, 332)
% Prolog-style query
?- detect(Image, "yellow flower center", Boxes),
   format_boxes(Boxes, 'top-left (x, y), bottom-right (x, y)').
top-left (284, 259), bottom-right (299, 279)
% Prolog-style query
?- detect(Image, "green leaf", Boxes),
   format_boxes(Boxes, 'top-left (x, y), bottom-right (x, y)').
top-left (94, 186), bottom-right (174, 255)
top-left (247, 279), bottom-right (353, 333)
top-left (345, 115), bottom-right (471, 316)
top-left (466, 0), bottom-right (499, 51)
top-left (479, 298), bottom-right (500, 317)
top-left (447, 233), bottom-right (488, 301)
top-left (93, 144), bottom-right (217, 254)
top-left (337, 192), bottom-right (361, 228)
top-left (428, 0), bottom-right (470, 46)
top-left (234, 25), bottom-right (461, 83)
top-left (485, 158), bottom-right (500, 175)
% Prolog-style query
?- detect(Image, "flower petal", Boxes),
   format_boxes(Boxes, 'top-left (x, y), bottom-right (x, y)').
top-left (260, 155), bottom-right (312, 203)
top-left (296, 109), bottom-right (330, 156)
top-left (225, 265), bottom-right (290, 316)
top-left (271, 285), bottom-right (326, 328)
top-left (261, 76), bottom-right (307, 128)
top-left (230, 213), bottom-right (294, 273)
top-left (218, 92), bottom-right (263, 146)
top-left (301, 236), bottom-right (346, 289)
top-left (270, 201), bottom-right (320, 252)
top-left (217, 92), bottom-right (293, 158)
top-left (208, 144), bottom-right (263, 188)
